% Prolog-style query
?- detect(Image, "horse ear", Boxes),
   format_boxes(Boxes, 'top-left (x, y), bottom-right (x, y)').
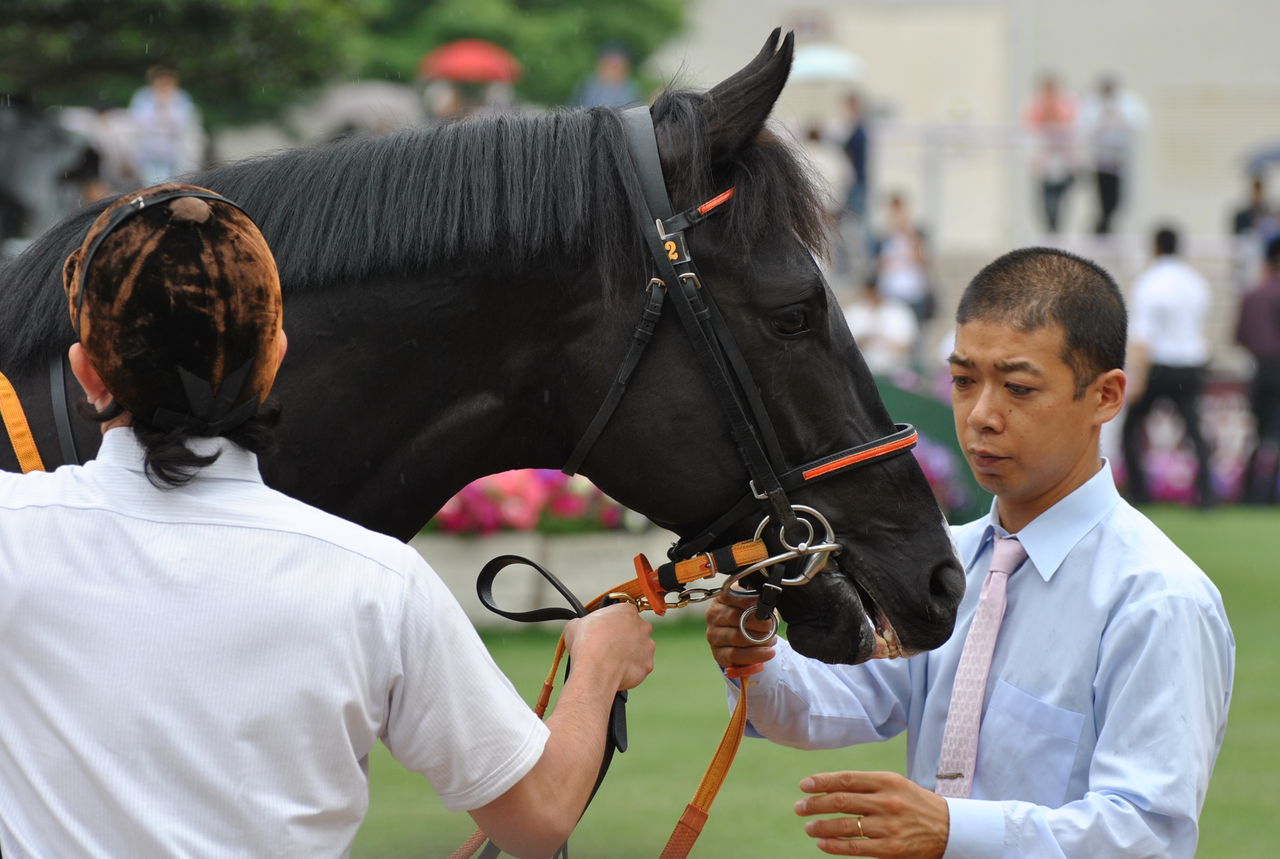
top-left (704, 28), bottom-right (794, 162)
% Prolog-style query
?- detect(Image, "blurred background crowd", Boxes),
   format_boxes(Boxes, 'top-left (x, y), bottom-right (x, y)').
top-left (3, 0), bottom-right (1279, 521)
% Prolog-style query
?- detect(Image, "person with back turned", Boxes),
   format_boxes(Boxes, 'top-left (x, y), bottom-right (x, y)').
top-left (0, 183), bottom-right (654, 858)
top-left (1121, 225), bottom-right (1215, 509)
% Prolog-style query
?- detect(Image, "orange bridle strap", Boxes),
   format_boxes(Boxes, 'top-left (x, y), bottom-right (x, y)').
top-left (801, 427), bottom-right (919, 481)
top-left (0, 370), bottom-right (46, 473)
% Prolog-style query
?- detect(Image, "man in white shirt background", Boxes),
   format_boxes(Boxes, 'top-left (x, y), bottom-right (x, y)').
top-left (0, 183), bottom-right (655, 858)
top-left (843, 273), bottom-right (919, 380)
top-left (705, 246), bottom-right (1234, 858)
top-left (1121, 225), bottom-right (1215, 509)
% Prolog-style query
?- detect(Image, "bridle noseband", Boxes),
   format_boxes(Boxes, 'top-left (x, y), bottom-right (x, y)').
top-left (564, 106), bottom-right (919, 618)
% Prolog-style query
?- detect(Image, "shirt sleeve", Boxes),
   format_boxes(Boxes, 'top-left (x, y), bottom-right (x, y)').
top-left (726, 637), bottom-right (917, 749)
top-left (942, 591), bottom-right (1234, 859)
top-left (382, 553), bottom-right (550, 812)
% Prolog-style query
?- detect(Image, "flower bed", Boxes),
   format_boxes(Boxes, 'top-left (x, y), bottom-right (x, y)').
top-left (430, 469), bottom-right (628, 535)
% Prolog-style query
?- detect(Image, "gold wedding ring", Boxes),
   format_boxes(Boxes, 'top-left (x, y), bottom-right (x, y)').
top-left (857, 818), bottom-right (866, 838)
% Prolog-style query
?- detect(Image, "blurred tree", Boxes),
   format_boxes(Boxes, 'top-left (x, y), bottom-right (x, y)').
top-left (356, 0), bottom-right (684, 107)
top-left (0, 0), bottom-right (364, 127)
top-left (0, 0), bottom-right (684, 126)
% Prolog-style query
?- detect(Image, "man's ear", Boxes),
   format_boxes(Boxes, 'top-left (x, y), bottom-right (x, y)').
top-left (1094, 368), bottom-right (1126, 424)
top-left (68, 344), bottom-right (111, 409)
top-left (276, 329), bottom-right (288, 370)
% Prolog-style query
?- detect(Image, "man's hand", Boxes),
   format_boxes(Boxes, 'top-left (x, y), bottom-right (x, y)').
top-left (794, 771), bottom-right (949, 858)
top-left (563, 603), bottom-right (654, 691)
top-left (705, 590), bottom-right (777, 671)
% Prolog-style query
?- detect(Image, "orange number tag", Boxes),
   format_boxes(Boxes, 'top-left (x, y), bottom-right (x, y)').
top-left (661, 232), bottom-right (690, 264)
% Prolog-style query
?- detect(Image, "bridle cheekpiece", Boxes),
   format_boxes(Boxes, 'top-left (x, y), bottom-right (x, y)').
top-left (563, 106), bottom-right (919, 628)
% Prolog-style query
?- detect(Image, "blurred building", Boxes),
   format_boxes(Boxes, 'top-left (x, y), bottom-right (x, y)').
top-left (653, 0), bottom-right (1280, 254)
top-left (652, 0), bottom-right (1280, 389)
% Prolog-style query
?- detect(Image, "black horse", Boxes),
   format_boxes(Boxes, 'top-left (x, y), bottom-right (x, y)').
top-left (0, 32), bottom-right (962, 664)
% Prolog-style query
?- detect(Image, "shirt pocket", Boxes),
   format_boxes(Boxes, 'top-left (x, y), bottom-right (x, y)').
top-left (974, 679), bottom-right (1085, 807)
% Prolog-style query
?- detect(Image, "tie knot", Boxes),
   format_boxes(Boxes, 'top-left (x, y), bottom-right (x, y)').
top-left (989, 536), bottom-right (1027, 576)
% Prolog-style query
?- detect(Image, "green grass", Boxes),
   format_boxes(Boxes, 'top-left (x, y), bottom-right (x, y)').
top-left (354, 506), bottom-right (1276, 857)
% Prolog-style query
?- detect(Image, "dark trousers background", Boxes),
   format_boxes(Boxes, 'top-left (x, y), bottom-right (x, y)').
top-left (1123, 364), bottom-right (1213, 505)
top-left (1094, 169), bottom-right (1122, 234)
top-left (1243, 361), bottom-right (1280, 502)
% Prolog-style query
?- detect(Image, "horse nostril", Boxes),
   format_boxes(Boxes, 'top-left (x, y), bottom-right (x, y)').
top-left (930, 560), bottom-right (965, 607)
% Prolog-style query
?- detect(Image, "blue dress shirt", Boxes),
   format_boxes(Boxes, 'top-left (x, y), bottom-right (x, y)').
top-left (729, 461), bottom-right (1234, 857)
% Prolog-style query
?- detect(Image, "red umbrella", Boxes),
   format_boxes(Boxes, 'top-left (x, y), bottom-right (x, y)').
top-left (419, 39), bottom-right (522, 84)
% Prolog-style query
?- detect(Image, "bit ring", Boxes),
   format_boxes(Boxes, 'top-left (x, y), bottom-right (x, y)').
top-left (739, 606), bottom-right (778, 643)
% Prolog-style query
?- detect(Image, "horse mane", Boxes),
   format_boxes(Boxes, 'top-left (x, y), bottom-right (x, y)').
top-left (0, 91), bottom-right (827, 374)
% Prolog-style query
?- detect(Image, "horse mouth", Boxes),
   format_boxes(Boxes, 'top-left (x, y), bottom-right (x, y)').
top-left (849, 572), bottom-right (908, 659)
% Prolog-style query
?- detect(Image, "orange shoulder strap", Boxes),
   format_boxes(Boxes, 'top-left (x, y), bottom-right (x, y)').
top-left (0, 370), bottom-right (46, 473)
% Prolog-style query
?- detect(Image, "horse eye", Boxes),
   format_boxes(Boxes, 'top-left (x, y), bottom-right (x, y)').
top-left (773, 308), bottom-right (810, 336)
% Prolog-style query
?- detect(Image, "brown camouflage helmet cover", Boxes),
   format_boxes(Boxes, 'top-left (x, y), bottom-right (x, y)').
top-left (62, 183), bottom-right (283, 434)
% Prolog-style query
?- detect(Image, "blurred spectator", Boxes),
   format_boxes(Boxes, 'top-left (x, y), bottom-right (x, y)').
top-left (1229, 174), bottom-right (1278, 292)
top-left (1079, 76), bottom-right (1145, 235)
top-left (840, 93), bottom-right (870, 226)
top-left (128, 65), bottom-right (204, 185)
top-left (423, 81), bottom-right (464, 124)
top-left (834, 92), bottom-right (873, 283)
top-left (875, 192), bottom-right (934, 331)
top-left (843, 273), bottom-right (918, 378)
top-left (0, 96), bottom-right (93, 242)
top-left (62, 101), bottom-right (139, 197)
top-left (472, 82), bottom-right (521, 117)
top-left (1232, 175), bottom-right (1274, 235)
top-left (1023, 72), bottom-right (1077, 234)
top-left (569, 44), bottom-right (641, 109)
top-left (800, 124), bottom-right (853, 219)
top-left (1122, 226), bottom-right (1214, 508)
top-left (1235, 234), bottom-right (1280, 504)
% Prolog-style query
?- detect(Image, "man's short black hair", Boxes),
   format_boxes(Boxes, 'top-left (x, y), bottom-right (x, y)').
top-left (1155, 226), bottom-right (1179, 256)
top-left (956, 247), bottom-right (1126, 398)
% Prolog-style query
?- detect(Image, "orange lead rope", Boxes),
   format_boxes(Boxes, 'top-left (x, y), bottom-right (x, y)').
top-left (450, 542), bottom-right (770, 859)
top-left (659, 664), bottom-right (760, 858)
top-left (0, 370), bottom-right (46, 473)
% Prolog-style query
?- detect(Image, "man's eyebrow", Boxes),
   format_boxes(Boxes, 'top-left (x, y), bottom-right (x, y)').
top-left (994, 359), bottom-right (1043, 375)
top-left (946, 353), bottom-right (972, 367)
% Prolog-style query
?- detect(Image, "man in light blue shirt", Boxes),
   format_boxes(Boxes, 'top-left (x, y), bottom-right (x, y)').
top-left (707, 247), bottom-right (1235, 857)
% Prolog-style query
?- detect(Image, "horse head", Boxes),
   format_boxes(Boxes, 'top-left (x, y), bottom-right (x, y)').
top-left (571, 31), bottom-right (964, 664)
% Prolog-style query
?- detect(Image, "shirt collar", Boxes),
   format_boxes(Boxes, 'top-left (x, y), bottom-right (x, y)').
top-left (96, 426), bottom-right (264, 483)
top-left (969, 458), bottom-right (1121, 582)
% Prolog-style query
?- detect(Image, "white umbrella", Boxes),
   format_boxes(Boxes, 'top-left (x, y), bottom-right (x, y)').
top-left (790, 43), bottom-right (865, 84)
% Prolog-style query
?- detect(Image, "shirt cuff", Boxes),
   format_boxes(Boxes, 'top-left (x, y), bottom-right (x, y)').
top-left (941, 797), bottom-right (1004, 859)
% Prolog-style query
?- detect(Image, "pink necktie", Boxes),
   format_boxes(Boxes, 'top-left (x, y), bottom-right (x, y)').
top-left (935, 535), bottom-right (1028, 798)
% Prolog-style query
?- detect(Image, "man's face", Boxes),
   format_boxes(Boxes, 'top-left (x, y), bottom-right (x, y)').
top-left (949, 319), bottom-right (1121, 532)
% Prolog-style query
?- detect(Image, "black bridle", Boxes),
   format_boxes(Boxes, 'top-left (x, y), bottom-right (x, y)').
top-left (563, 106), bottom-right (919, 617)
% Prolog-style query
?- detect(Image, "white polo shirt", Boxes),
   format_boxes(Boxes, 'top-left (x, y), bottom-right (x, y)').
top-left (0, 428), bottom-right (548, 858)
top-left (1129, 256), bottom-right (1212, 367)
